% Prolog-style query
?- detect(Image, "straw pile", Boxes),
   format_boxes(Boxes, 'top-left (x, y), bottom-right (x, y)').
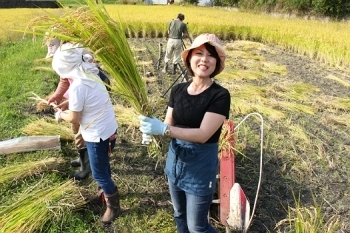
top-left (22, 118), bottom-right (74, 141)
top-left (0, 157), bottom-right (65, 185)
top-left (0, 179), bottom-right (86, 232)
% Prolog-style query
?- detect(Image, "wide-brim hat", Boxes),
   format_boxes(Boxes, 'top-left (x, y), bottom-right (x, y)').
top-left (52, 43), bottom-right (99, 88)
top-left (52, 43), bottom-right (84, 78)
top-left (181, 33), bottom-right (226, 75)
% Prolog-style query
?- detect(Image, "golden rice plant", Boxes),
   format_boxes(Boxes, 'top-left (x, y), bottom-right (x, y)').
top-left (25, 0), bottom-right (151, 116)
top-left (4, 4), bottom-right (350, 68)
top-left (218, 120), bottom-right (235, 159)
top-left (113, 104), bottom-right (139, 128)
top-left (0, 179), bottom-right (86, 233)
top-left (275, 192), bottom-right (341, 233)
top-left (218, 120), bottom-right (247, 160)
top-left (0, 157), bottom-right (64, 185)
top-left (24, 0), bottom-right (165, 155)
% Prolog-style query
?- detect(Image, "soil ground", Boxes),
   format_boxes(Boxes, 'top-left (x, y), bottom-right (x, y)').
top-left (242, 44), bottom-right (350, 232)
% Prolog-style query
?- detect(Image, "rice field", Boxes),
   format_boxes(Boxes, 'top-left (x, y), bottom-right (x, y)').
top-left (1, 4), bottom-right (350, 68)
top-left (1, 2), bottom-right (350, 233)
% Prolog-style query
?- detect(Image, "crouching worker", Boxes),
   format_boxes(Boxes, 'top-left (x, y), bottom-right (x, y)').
top-left (46, 38), bottom-right (110, 181)
top-left (52, 42), bottom-right (121, 223)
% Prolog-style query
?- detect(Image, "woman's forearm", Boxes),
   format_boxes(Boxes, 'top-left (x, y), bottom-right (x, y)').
top-left (60, 110), bottom-right (81, 124)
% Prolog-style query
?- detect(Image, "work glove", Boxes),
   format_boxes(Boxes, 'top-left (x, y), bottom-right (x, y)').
top-left (141, 133), bottom-right (152, 145)
top-left (138, 115), bottom-right (167, 136)
top-left (55, 109), bottom-right (62, 122)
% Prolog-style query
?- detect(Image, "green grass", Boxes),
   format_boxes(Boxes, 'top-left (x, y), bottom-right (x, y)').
top-left (276, 192), bottom-right (341, 233)
top-left (0, 40), bottom-right (57, 139)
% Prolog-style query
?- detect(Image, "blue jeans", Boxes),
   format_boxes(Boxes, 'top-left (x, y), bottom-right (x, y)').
top-left (85, 138), bottom-right (116, 195)
top-left (168, 179), bottom-right (217, 233)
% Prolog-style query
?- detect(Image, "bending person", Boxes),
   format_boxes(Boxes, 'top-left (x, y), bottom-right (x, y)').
top-left (46, 39), bottom-right (110, 180)
top-left (52, 43), bottom-right (121, 223)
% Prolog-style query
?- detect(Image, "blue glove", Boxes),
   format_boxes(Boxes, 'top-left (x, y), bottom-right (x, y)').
top-left (138, 115), bottom-right (167, 136)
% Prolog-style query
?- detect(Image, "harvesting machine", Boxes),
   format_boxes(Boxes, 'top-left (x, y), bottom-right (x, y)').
top-left (214, 113), bottom-right (264, 233)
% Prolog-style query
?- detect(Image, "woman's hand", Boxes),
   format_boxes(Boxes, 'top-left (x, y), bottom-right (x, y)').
top-left (138, 115), bottom-right (167, 136)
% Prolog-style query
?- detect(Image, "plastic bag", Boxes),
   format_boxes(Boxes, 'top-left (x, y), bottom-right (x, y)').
top-left (0, 135), bottom-right (61, 155)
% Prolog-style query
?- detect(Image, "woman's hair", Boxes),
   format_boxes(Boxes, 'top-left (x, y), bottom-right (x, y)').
top-left (185, 43), bottom-right (221, 78)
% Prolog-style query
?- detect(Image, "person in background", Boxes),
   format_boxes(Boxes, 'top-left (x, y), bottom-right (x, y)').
top-left (139, 33), bottom-right (231, 232)
top-left (162, 13), bottom-right (188, 75)
top-left (52, 43), bottom-right (121, 223)
top-left (46, 39), bottom-right (110, 180)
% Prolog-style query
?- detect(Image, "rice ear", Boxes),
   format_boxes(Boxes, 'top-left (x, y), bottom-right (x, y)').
top-left (0, 179), bottom-right (86, 232)
top-left (26, 1), bottom-right (150, 116)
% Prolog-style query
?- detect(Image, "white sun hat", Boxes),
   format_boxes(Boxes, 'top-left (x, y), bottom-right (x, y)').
top-left (52, 43), bottom-right (99, 88)
top-left (45, 38), bottom-right (61, 58)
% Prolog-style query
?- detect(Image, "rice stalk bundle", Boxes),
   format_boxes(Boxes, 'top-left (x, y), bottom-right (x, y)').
top-left (22, 118), bottom-right (74, 141)
top-left (218, 121), bottom-right (248, 160)
top-left (29, 91), bottom-right (52, 112)
top-left (0, 157), bottom-right (64, 185)
top-left (26, 0), bottom-right (150, 116)
top-left (218, 120), bottom-right (235, 159)
top-left (0, 179), bottom-right (86, 233)
top-left (35, 100), bottom-right (52, 112)
top-left (113, 104), bottom-right (139, 127)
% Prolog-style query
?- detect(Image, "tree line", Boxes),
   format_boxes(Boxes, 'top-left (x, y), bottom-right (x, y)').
top-left (59, 0), bottom-right (350, 20)
top-left (188, 0), bottom-right (350, 20)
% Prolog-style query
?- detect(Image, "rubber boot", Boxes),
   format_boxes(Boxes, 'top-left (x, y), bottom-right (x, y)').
top-left (72, 149), bottom-right (91, 180)
top-left (101, 189), bottom-right (121, 224)
top-left (70, 157), bottom-right (81, 167)
top-left (87, 185), bottom-right (105, 205)
top-left (172, 63), bottom-right (178, 75)
top-left (162, 62), bottom-right (168, 73)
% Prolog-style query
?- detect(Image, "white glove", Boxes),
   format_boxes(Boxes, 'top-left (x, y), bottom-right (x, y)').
top-left (55, 109), bottom-right (62, 122)
top-left (141, 133), bottom-right (152, 145)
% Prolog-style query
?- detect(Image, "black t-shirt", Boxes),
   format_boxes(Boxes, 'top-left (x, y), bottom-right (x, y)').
top-left (168, 81), bottom-right (231, 143)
